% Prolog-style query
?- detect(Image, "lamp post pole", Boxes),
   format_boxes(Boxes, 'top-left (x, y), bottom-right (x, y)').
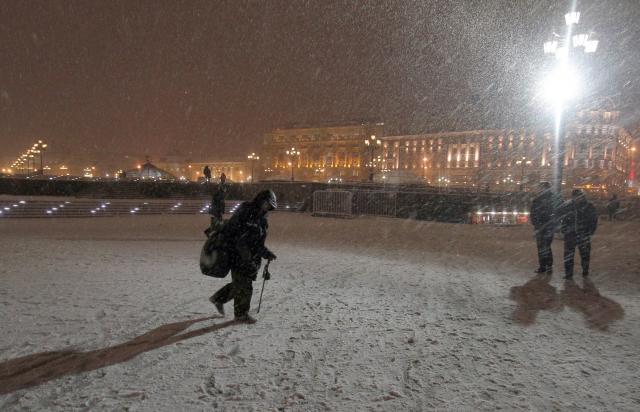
top-left (364, 135), bottom-right (381, 182)
top-left (423, 157), bottom-right (427, 182)
top-left (39, 141), bottom-right (47, 175)
top-left (542, 9), bottom-right (598, 194)
top-left (28, 153), bottom-right (35, 176)
top-left (247, 153), bottom-right (260, 182)
top-left (286, 147), bottom-right (299, 182)
top-left (516, 156), bottom-right (527, 191)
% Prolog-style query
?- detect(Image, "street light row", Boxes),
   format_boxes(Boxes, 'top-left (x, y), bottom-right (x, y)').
top-left (8, 140), bottom-right (48, 176)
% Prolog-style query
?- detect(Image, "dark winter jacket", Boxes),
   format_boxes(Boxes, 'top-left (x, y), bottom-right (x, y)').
top-left (221, 199), bottom-right (272, 274)
top-left (559, 199), bottom-right (598, 236)
top-left (607, 198), bottom-right (620, 213)
top-left (210, 184), bottom-right (227, 218)
top-left (530, 189), bottom-right (560, 230)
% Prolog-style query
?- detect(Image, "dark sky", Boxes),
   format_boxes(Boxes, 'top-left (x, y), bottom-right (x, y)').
top-left (1, 0), bottom-right (639, 167)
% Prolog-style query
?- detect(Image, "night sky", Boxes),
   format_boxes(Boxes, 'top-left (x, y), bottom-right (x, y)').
top-left (1, 0), bottom-right (639, 168)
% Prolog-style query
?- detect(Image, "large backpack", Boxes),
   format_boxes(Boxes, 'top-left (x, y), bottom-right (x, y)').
top-left (199, 220), bottom-right (231, 278)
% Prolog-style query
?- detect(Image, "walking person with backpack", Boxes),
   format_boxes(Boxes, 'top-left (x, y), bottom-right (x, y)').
top-left (209, 190), bottom-right (278, 323)
top-left (558, 189), bottom-right (598, 280)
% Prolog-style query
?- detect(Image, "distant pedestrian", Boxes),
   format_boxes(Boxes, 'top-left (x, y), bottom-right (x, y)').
top-left (530, 181), bottom-right (561, 274)
top-left (205, 174), bottom-right (229, 236)
top-left (607, 194), bottom-right (620, 221)
top-left (558, 189), bottom-right (598, 279)
top-left (203, 165), bottom-right (211, 183)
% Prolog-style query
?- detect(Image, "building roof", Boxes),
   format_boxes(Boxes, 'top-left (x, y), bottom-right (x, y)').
top-left (125, 161), bottom-right (176, 179)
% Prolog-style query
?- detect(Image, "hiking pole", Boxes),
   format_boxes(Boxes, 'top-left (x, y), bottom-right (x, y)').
top-left (257, 260), bottom-right (271, 314)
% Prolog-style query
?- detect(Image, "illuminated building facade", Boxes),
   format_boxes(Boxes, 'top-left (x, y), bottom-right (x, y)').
top-left (262, 122), bottom-right (385, 181)
top-left (382, 111), bottom-right (632, 193)
top-left (261, 112), bottom-right (632, 193)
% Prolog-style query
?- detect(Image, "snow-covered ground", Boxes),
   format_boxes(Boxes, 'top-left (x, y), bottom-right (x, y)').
top-left (1, 212), bottom-right (639, 411)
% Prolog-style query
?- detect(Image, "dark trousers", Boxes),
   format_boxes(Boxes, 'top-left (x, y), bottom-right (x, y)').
top-left (564, 233), bottom-right (591, 276)
top-left (211, 269), bottom-right (255, 318)
top-left (535, 225), bottom-right (554, 271)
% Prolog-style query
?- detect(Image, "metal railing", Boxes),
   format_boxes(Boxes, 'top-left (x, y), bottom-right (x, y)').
top-left (312, 190), bottom-right (353, 218)
top-left (353, 191), bottom-right (397, 217)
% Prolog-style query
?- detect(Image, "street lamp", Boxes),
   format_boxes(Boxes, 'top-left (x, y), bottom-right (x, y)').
top-left (515, 156), bottom-right (532, 191)
top-left (364, 134), bottom-right (381, 182)
top-left (28, 152), bottom-right (35, 176)
top-left (247, 152), bottom-right (260, 182)
top-left (20, 154), bottom-right (27, 175)
top-left (541, 7), bottom-right (598, 194)
top-left (285, 147), bottom-right (300, 182)
top-left (39, 142), bottom-right (47, 175)
top-left (422, 157), bottom-right (428, 181)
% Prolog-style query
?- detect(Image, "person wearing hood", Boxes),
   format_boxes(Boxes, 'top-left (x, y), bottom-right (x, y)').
top-left (558, 189), bottom-right (598, 279)
top-left (209, 189), bottom-right (277, 323)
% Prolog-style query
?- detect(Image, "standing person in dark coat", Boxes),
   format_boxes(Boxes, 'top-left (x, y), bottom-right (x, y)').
top-left (209, 189), bottom-right (277, 323)
top-left (559, 189), bottom-right (598, 279)
top-left (607, 194), bottom-right (620, 221)
top-left (530, 181), bottom-right (560, 274)
top-left (203, 165), bottom-right (212, 183)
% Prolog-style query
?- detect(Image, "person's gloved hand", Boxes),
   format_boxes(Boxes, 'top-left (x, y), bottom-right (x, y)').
top-left (263, 269), bottom-right (271, 280)
top-left (263, 250), bottom-right (277, 261)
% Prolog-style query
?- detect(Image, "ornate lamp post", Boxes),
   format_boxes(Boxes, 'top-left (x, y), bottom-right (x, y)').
top-left (28, 152), bottom-right (35, 176)
top-left (515, 156), bottom-right (532, 191)
top-left (38, 141), bottom-right (47, 175)
top-left (542, 8), bottom-right (598, 194)
top-left (20, 154), bottom-right (27, 175)
top-left (286, 147), bottom-right (300, 182)
top-left (247, 152), bottom-right (260, 182)
top-left (364, 134), bottom-right (381, 182)
top-left (422, 157), bottom-right (428, 182)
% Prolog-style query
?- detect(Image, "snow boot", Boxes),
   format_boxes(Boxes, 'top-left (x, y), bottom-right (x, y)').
top-left (209, 296), bottom-right (225, 316)
top-left (235, 314), bottom-right (257, 324)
